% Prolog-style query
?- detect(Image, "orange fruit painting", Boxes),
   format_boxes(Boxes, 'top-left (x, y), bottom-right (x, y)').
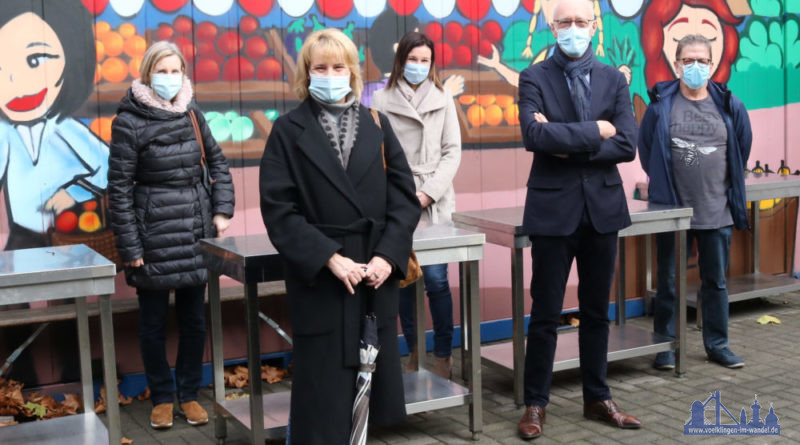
top-left (129, 57), bottom-right (142, 78)
top-left (79, 211), bottom-right (102, 233)
top-left (484, 104), bottom-right (503, 126)
top-left (94, 21), bottom-right (111, 40)
top-left (90, 116), bottom-right (115, 143)
top-left (459, 95), bottom-right (476, 105)
top-left (119, 22), bottom-right (137, 39)
top-left (476, 94), bottom-right (496, 107)
top-left (467, 104), bottom-right (485, 127)
top-left (504, 104), bottom-right (520, 125)
top-left (495, 94), bottom-right (515, 108)
top-left (102, 57), bottom-right (128, 83)
top-left (102, 31), bottom-right (124, 57)
top-left (124, 35), bottom-right (147, 58)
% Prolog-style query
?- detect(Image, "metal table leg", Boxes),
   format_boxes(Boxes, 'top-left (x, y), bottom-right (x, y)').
top-left (645, 234), bottom-right (653, 315)
top-left (75, 297), bottom-right (94, 414)
top-left (99, 294), bottom-right (121, 444)
top-left (459, 263), bottom-right (469, 382)
top-left (676, 231), bottom-right (687, 376)
top-left (208, 272), bottom-right (227, 442)
top-left (753, 201), bottom-right (760, 274)
top-left (244, 280), bottom-right (265, 444)
top-left (616, 237), bottom-right (627, 326)
top-left (464, 260), bottom-right (482, 439)
top-left (414, 279), bottom-right (426, 370)
top-left (510, 248), bottom-right (525, 407)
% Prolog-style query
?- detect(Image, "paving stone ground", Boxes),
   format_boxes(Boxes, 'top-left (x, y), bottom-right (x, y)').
top-left (106, 291), bottom-right (800, 444)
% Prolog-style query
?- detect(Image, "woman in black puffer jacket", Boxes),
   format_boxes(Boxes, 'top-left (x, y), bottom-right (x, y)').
top-left (108, 41), bottom-right (234, 429)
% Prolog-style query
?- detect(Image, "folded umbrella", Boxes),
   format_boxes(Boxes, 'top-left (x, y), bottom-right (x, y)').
top-left (350, 312), bottom-right (379, 445)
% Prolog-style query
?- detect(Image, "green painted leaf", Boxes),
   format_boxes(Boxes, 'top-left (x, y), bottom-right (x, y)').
top-left (287, 18), bottom-right (306, 34)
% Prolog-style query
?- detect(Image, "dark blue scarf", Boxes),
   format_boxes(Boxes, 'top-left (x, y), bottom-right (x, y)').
top-left (551, 44), bottom-right (594, 121)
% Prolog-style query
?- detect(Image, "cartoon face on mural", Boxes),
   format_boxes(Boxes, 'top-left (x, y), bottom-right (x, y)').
top-left (641, 0), bottom-right (741, 87)
top-left (0, 0), bottom-right (108, 250)
top-left (661, 5), bottom-right (723, 78)
top-left (0, 13), bottom-right (66, 123)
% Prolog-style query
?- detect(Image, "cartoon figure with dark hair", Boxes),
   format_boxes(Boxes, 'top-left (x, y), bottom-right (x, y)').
top-left (641, 0), bottom-right (742, 87)
top-left (0, 0), bottom-right (107, 386)
top-left (0, 0), bottom-right (108, 250)
top-left (361, 8), bottom-right (463, 107)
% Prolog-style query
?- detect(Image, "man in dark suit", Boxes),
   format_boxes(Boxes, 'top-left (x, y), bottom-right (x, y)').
top-left (516, 0), bottom-right (641, 439)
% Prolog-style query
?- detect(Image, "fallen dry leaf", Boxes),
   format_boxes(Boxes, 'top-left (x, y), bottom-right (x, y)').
top-left (121, 436), bottom-right (134, 444)
top-left (261, 365), bottom-right (288, 384)
top-left (95, 386), bottom-right (108, 414)
top-left (137, 387), bottom-right (150, 401)
top-left (61, 394), bottom-right (82, 415)
top-left (756, 315), bottom-right (781, 325)
top-left (224, 392), bottom-right (249, 400)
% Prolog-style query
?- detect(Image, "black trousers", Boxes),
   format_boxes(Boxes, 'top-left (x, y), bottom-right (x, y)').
top-left (524, 209), bottom-right (618, 407)
top-left (137, 285), bottom-right (207, 405)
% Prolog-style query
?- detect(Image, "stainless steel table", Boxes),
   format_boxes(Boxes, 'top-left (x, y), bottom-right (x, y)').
top-left (201, 224), bottom-right (486, 443)
top-left (453, 200), bottom-right (691, 407)
top-left (687, 175), bottom-right (800, 316)
top-left (0, 245), bottom-right (119, 445)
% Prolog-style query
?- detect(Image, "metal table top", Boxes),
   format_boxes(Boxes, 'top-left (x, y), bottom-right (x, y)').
top-left (0, 244), bottom-right (116, 306)
top-left (201, 224), bottom-right (486, 282)
top-left (452, 200), bottom-right (692, 247)
top-left (0, 413), bottom-right (108, 445)
top-left (745, 174), bottom-right (800, 201)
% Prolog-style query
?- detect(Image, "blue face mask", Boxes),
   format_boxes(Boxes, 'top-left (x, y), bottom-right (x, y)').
top-left (403, 63), bottom-right (430, 85)
top-left (556, 25), bottom-right (592, 58)
top-left (151, 73), bottom-right (183, 100)
top-left (681, 61), bottom-right (711, 90)
top-left (308, 74), bottom-right (352, 103)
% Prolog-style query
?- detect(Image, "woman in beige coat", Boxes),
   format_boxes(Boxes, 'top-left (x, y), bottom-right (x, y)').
top-left (372, 31), bottom-right (461, 379)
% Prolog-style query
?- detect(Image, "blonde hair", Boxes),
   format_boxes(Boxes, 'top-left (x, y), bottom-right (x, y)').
top-left (294, 28), bottom-right (362, 101)
top-left (140, 41), bottom-right (186, 85)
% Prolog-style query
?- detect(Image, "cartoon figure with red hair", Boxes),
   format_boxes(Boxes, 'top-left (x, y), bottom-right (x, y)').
top-left (641, 0), bottom-right (743, 88)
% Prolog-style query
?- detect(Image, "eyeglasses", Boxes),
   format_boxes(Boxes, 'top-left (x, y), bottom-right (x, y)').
top-left (552, 18), bottom-right (595, 29)
top-left (679, 58), bottom-right (712, 66)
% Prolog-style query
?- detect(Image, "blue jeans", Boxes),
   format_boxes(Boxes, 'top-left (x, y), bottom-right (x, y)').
top-left (653, 227), bottom-right (732, 354)
top-left (137, 285), bottom-right (207, 405)
top-left (398, 263), bottom-right (454, 357)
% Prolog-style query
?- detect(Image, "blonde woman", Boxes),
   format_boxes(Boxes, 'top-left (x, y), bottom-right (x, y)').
top-left (108, 41), bottom-right (234, 429)
top-left (259, 28), bottom-right (420, 444)
top-left (372, 32), bottom-right (461, 379)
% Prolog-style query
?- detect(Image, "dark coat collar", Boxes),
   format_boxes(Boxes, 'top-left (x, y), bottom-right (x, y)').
top-left (287, 100), bottom-right (383, 215)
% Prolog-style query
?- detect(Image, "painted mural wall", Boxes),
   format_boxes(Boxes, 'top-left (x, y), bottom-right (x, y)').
top-left (0, 0), bottom-right (798, 380)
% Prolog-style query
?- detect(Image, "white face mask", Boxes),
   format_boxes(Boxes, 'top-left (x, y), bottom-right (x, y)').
top-left (151, 73), bottom-right (183, 100)
top-left (556, 25), bottom-right (592, 58)
top-left (308, 74), bottom-right (352, 103)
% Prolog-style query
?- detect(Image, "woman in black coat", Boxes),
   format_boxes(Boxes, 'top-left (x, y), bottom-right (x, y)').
top-left (108, 41), bottom-right (234, 429)
top-left (259, 29), bottom-right (420, 444)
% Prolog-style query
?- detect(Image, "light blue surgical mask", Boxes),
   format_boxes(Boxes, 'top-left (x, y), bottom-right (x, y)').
top-left (308, 73), bottom-right (352, 103)
top-left (151, 73), bottom-right (183, 100)
top-left (681, 61), bottom-right (711, 90)
top-left (556, 25), bottom-right (592, 58)
top-left (403, 63), bottom-right (430, 85)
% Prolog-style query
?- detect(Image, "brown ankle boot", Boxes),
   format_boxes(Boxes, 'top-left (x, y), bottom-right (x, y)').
top-left (432, 355), bottom-right (453, 379)
top-left (405, 349), bottom-right (419, 372)
top-left (150, 403), bottom-right (174, 429)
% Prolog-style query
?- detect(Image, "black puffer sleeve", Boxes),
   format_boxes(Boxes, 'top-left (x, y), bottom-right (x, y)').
top-left (107, 113), bottom-right (143, 262)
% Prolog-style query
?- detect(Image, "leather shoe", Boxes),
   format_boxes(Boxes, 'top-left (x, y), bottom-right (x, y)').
top-left (518, 405), bottom-right (545, 440)
top-left (584, 400), bottom-right (641, 429)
